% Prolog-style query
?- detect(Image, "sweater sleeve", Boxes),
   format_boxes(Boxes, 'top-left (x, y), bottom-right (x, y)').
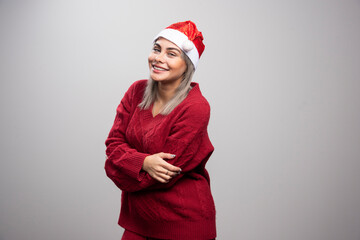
top-left (140, 101), bottom-right (213, 190)
top-left (104, 81), bottom-right (150, 191)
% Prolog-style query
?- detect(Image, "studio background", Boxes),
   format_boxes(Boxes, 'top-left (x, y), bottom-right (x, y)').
top-left (1, 0), bottom-right (360, 239)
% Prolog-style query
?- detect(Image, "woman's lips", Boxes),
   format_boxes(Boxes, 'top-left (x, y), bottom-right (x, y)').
top-left (152, 65), bottom-right (169, 73)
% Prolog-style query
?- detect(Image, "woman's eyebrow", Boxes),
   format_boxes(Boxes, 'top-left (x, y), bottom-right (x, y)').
top-left (154, 43), bottom-right (181, 53)
top-left (166, 47), bottom-right (181, 53)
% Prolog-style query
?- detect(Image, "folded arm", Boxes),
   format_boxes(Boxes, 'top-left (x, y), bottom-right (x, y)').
top-left (105, 83), bottom-right (211, 192)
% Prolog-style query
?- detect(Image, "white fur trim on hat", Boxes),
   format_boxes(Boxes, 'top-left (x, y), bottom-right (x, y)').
top-left (182, 40), bottom-right (194, 52)
top-left (154, 28), bottom-right (200, 68)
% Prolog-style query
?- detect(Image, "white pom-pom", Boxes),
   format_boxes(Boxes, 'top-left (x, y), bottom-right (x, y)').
top-left (182, 40), bottom-right (193, 52)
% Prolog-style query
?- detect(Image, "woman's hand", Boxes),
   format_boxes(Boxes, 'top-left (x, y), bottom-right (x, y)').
top-left (142, 152), bottom-right (181, 183)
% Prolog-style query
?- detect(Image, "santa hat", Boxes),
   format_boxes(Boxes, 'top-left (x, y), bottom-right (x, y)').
top-left (154, 20), bottom-right (205, 69)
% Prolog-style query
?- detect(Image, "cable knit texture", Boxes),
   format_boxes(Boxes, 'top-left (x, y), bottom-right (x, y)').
top-left (105, 80), bottom-right (216, 240)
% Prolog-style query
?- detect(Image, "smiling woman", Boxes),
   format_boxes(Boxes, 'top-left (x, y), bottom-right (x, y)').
top-left (105, 21), bottom-right (216, 240)
top-left (147, 38), bottom-right (188, 116)
top-left (141, 37), bottom-right (195, 116)
top-left (149, 39), bottom-right (186, 82)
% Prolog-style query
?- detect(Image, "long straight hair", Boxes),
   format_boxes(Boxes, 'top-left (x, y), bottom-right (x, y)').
top-left (138, 49), bottom-right (195, 115)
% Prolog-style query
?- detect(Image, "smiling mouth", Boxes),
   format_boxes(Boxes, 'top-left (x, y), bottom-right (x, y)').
top-left (152, 65), bottom-right (168, 71)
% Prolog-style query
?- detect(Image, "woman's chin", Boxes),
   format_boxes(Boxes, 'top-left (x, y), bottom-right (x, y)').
top-left (150, 74), bottom-right (167, 82)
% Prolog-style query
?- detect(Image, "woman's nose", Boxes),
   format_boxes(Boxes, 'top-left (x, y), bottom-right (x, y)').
top-left (155, 52), bottom-right (165, 62)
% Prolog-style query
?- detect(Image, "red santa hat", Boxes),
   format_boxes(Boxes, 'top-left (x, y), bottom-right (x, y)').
top-left (154, 20), bottom-right (205, 69)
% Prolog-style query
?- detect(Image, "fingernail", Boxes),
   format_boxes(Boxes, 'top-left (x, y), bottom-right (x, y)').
top-left (171, 154), bottom-right (176, 158)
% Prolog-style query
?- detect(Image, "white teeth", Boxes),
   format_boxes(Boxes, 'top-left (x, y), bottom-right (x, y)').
top-left (153, 66), bottom-right (166, 71)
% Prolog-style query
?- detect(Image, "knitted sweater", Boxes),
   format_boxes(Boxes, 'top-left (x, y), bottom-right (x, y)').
top-left (105, 80), bottom-right (216, 240)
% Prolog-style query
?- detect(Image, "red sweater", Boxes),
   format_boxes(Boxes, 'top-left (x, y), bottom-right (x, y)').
top-left (105, 80), bottom-right (216, 240)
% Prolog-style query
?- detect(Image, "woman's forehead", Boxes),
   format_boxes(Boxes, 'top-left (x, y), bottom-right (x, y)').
top-left (154, 37), bottom-right (180, 50)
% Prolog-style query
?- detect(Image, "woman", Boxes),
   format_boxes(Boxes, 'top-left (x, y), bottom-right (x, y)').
top-left (105, 21), bottom-right (216, 240)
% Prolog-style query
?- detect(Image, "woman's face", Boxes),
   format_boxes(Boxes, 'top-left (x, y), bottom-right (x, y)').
top-left (148, 38), bottom-right (187, 84)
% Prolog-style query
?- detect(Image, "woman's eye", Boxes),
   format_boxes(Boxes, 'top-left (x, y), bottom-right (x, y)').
top-left (153, 48), bottom-right (160, 52)
top-left (168, 52), bottom-right (177, 57)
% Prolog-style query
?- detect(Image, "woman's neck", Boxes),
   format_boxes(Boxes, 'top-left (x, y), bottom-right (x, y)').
top-left (156, 80), bottom-right (181, 103)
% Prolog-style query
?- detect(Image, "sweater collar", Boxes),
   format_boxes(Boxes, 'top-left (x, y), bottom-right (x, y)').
top-left (189, 82), bottom-right (200, 96)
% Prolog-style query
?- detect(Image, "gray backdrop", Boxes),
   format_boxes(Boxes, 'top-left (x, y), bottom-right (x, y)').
top-left (1, 0), bottom-right (360, 239)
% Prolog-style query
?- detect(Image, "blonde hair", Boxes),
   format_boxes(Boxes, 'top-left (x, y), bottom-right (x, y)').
top-left (138, 49), bottom-right (195, 115)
